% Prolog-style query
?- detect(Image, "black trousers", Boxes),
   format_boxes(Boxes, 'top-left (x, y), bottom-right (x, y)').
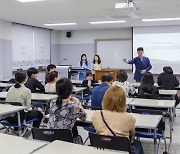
top-left (5, 110), bottom-right (43, 128)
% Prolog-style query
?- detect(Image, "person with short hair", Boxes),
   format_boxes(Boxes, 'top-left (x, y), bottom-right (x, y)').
top-left (157, 66), bottom-right (179, 107)
top-left (91, 74), bottom-right (113, 108)
top-left (45, 64), bottom-right (56, 83)
top-left (157, 66), bottom-right (179, 90)
top-left (25, 67), bottom-right (45, 93)
top-left (81, 72), bottom-right (98, 96)
top-left (123, 47), bottom-right (152, 82)
top-left (47, 78), bottom-right (87, 142)
top-left (6, 72), bottom-right (43, 128)
top-left (112, 70), bottom-right (136, 97)
top-left (45, 71), bottom-right (59, 93)
top-left (92, 86), bottom-right (144, 154)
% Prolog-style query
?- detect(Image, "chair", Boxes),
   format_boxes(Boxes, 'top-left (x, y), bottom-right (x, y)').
top-left (0, 102), bottom-right (38, 137)
top-left (89, 132), bottom-right (131, 153)
top-left (132, 109), bottom-right (168, 154)
top-left (32, 128), bottom-right (73, 143)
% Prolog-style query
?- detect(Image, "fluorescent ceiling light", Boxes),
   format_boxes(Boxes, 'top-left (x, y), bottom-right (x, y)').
top-left (17, 0), bottom-right (45, 2)
top-left (89, 20), bottom-right (126, 24)
top-left (44, 23), bottom-right (77, 26)
top-left (142, 18), bottom-right (180, 22)
top-left (115, 2), bottom-right (134, 8)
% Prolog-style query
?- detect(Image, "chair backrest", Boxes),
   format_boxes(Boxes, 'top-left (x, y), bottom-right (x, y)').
top-left (89, 132), bottom-right (131, 153)
top-left (32, 128), bottom-right (73, 143)
top-left (137, 93), bottom-right (159, 99)
top-left (132, 109), bottom-right (165, 133)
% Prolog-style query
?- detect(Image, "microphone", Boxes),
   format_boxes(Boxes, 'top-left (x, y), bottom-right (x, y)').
top-left (59, 58), bottom-right (67, 65)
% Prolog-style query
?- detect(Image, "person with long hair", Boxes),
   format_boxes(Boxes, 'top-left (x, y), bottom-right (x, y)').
top-left (6, 72), bottom-right (43, 128)
top-left (138, 72), bottom-right (159, 99)
top-left (92, 86), bottom-right (144, 154)
top-left (47, 78), bottom-right (87, 143)
top-left (79, 54), bottom-right (90, 80)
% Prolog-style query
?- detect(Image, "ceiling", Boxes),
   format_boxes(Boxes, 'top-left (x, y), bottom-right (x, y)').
top-left (0, 0), bottom-right (180, 30)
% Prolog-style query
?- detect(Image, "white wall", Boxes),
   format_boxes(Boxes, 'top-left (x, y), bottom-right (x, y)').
top-left (56, 28), bottom-right (132, 68)
top-left (58, 28), bottom-right (132, 44)
top-left (0, 20), bottom-right (13, 80)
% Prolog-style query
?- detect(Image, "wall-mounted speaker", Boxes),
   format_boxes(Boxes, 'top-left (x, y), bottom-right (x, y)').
top-left (66, 32), bottom-right (71, 37)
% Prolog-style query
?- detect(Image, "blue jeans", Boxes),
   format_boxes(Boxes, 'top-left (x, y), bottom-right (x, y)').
top-left (131, 139), bottom-right (144, 154)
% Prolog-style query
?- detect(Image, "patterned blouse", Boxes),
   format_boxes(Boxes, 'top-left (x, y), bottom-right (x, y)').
top-left (47, 99), bottom-right (86, 130)
top-left (112, 81), bottom-right (136, 97)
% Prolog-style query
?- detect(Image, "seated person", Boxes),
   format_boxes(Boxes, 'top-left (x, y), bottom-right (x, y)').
top-left (157, 66), bottom-right (179, 90)
top-left (25, 67), bottom-right (45, 93)
top-left (45, 71), bottom-right (59, 93)
top-left (47, 78), bottom-right (87, 142)
top-left (138, 72), bottom-right (159, 99)
top-left (157, 66), bottom-right (179, 107)
top-left (82, 72), bottom-right (98, 96)
top-left (91, 74), bottom-right (113, 108)
top-left (45, 64), bottom-right (56, 84)
top-left (92, 86), bottom-right (144, 154)
top-left (112, 70), bottom-right (136, 97)
top-left (5, 72), bottom-right (43, 128)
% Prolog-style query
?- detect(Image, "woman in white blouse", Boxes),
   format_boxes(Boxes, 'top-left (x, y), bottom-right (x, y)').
top-left (92, 55), bottom-right (102, 78)
top-left (45, 71), bottom-right (59, 93)
top-left (112, 70), bottom-right (136, 97)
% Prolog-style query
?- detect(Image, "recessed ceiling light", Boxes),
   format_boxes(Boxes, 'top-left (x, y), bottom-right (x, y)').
top-left (44, 23), bottom-right (77, 26)
top-left (115, 2), bottom-right (134, 8)
top-left (142, 18), bottom-right (180, 22)
top-left (17, 0), bottom-right (45, 2)
top-left (89, 20), bottom-right (126, 24)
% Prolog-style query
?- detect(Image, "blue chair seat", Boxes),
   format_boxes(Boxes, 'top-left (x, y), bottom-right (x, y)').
top-left (0, 118), bottom-right (38, 127)
top-left (76, 95), bottom-right (90, 101)
top-left (135, 131), bottom-right (163, 139)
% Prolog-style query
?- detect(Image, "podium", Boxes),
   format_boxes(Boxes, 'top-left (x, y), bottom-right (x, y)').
top-left (94, 69), bottom-right (118, 81)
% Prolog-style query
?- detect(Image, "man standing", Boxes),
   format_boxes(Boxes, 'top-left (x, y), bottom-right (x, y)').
top-left (123, 47), bottom-right (152, 82)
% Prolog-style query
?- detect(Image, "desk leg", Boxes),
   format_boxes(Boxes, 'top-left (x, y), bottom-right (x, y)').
top-left (17, 111), bottom-right (22, 136)
top-left (169, 109), bottom-right (173, 143)
top-left (154, 129), bottom-right (158, 154)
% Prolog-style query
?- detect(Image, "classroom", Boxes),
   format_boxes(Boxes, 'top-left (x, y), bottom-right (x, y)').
top-left (0, 0), bottom-right (180, 154)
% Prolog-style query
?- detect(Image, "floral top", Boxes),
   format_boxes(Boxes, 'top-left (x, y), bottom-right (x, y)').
top-left (47, 99), bottom-right (86, 130)
top-left (112, 81), bottom-right (136, 97)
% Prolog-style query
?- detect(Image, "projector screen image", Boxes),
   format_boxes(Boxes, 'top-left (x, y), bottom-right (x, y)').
top-left (133, 26), bottom-right (180, 74)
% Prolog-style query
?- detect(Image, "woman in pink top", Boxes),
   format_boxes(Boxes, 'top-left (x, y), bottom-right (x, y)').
top-left (92, 86), bottom-right (144, 154)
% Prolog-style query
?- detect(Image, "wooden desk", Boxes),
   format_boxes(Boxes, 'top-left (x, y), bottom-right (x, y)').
top-left (0, 133), bottom-right (47, 154)
top-left (32, 140), bottom-right (128, 154)
top-left (94, 69), bottom-right (118, 81)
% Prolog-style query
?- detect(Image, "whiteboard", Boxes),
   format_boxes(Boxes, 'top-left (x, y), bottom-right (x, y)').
top-left (96, 39), bottom-right (132, 69)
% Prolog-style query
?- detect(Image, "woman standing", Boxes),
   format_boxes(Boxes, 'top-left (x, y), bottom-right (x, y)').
top-left (92, 55), bottom-right (102, 79)
top-left (79, 54), bottom-right (90, 80)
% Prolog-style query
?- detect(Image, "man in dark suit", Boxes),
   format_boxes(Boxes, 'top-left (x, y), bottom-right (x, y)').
top-left (123, 47), bottom-right (152, 82)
